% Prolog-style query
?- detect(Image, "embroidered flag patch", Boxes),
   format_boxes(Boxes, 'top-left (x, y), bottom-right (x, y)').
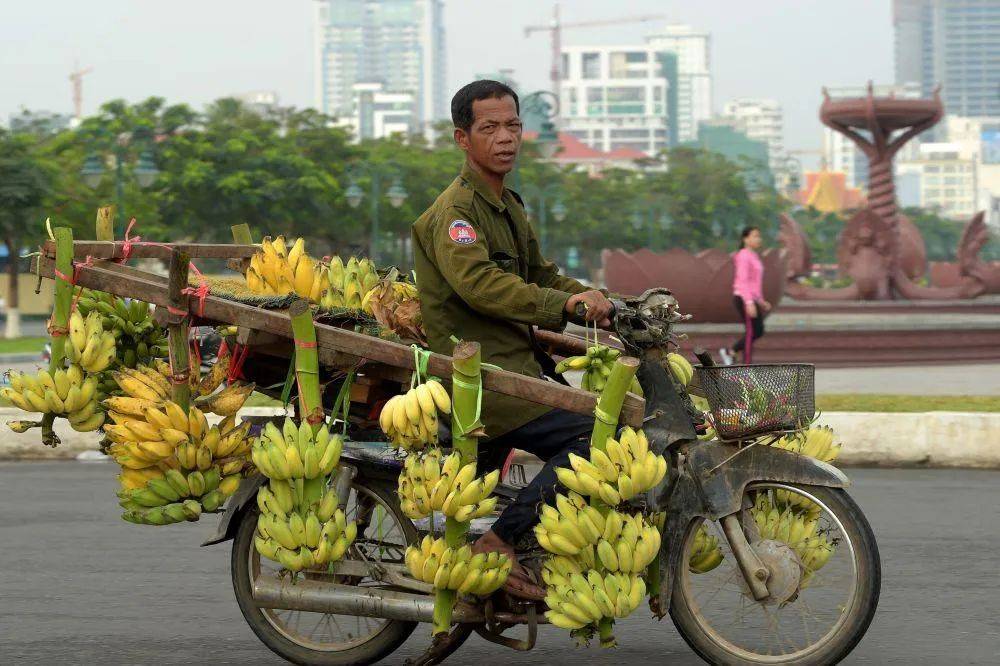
top-left (448, 220), bottom-right (477, 245)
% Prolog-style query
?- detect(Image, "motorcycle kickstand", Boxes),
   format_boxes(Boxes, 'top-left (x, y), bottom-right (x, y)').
top-left (405, 623), bottom-right (475, 666)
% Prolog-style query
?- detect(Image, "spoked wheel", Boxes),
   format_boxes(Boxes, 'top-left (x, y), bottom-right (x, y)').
top-left (232, 480), bottom-right (418, 665)
top-left (670, 483), bottom-right (880, 665)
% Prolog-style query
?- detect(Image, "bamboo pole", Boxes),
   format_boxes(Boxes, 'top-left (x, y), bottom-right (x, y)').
top-left (588, 356), bottom-right (639, 648)
top-left (95, 206), bottom-right (115, 242)
top-left (433, 340), bottom-right (482, 636)
top-left (41, 227), bottom-right (75, 447)
top-left (230, 223), bottom-right (253, 245)
top-left (289, 298), bottom-right (325, 506)
top-left (166, 250), bottom-right (192, 410)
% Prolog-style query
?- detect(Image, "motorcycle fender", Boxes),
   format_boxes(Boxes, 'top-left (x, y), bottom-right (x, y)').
top-left (655, 440), bottom-right (849, 610)
top-left (200, 474), bottom-right (266, 547)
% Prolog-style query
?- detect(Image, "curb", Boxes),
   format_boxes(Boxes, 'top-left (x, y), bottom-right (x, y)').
top-left (0, 353), bottom-right (44, 364)
top-left (1, 408), bottom-right (998, 469)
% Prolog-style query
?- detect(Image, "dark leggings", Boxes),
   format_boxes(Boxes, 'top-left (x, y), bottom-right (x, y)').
top-left (478, 409), bottom-right (594, 545)
top-left (732, 296), bottom-right (764, 357)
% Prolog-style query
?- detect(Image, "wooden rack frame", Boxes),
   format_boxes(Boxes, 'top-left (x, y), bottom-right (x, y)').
top-left (37, 243), bottom-right (644, 427)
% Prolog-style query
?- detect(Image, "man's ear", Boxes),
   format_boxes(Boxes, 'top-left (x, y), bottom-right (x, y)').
top-left (454, 127), bottom-right (470, 152)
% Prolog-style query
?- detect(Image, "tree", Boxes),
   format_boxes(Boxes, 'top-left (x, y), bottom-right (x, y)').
top-left (0, 129), bottom-right (56, 337)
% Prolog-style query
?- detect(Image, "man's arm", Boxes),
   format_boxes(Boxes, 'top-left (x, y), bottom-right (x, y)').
top-left (433, 210), bottom-right (572, 329)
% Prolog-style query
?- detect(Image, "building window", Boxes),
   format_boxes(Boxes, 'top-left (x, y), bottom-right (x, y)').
top-left (586, 86), bottom-right (604, 116)
top-left (606, 86), bottom-right (645, 115)
top-left (582, 52), bottom-right (601, 79)
top-left (561, 53), bottom-right (570, 79)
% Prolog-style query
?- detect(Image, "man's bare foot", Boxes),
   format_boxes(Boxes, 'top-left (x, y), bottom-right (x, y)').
top-left (472, 530), bottom-right (546, 601)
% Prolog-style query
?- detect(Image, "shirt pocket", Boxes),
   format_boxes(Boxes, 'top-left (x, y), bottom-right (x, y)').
top-left (490, 247), bottom-right (521, 276)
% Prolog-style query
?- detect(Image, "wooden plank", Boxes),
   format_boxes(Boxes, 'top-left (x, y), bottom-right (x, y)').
top-left (35, 257), bottom-right (645, 426)
top-left (42, 240), bottom-right (258, 261)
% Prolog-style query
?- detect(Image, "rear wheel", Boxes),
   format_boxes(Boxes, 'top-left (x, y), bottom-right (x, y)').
top-left (232, 479), bottom-right (417, 665)
top-left (670, 483), bottom-right (880, 665)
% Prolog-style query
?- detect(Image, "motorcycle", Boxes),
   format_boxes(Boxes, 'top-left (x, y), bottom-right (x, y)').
top-left (205, 289), bottom-right (880, 665)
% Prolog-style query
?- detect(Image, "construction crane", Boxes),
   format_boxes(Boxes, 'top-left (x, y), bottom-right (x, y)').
top-left (69, 62), bottom-right (93, 120)
top-left (524, 4), bottom-right (667, 117)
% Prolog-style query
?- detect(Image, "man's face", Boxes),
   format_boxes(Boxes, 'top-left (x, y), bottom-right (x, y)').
top-left (455, 95), bottom-right (522, 177)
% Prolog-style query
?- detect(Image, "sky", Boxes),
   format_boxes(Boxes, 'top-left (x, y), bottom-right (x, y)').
top-left (0, 0), bottom-right (894, 154)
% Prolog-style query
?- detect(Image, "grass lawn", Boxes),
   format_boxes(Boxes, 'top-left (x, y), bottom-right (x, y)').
top-left (0, 337), bottom-right (47, 355)
top-left (816, 394), bottom-right (1000, 413)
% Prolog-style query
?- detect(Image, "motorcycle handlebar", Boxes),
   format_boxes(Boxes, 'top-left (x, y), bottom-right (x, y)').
top-left (570, 300), bottom-right (619, 326)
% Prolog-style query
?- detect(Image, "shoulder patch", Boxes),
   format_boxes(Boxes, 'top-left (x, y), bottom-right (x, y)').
top-left (448, 220), bottom-right (477, 245)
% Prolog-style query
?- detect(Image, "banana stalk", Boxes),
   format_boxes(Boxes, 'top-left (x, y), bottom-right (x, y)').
top-left (433, 340), bottom-right (482, 636)
top-left (588, 356), bottom-right (639, 648)
top-left (289, 298), bottom-right (325, 505)
top-left (42, 226), bottom-right (75, 447)
top-left (95, 206), bottom-right (115, 241)
top-left (166, 250), bottom-right (192, 410)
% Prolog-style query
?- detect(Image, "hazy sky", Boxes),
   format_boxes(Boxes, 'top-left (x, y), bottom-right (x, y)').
top-left (1, 0), bottom-right (894, 152)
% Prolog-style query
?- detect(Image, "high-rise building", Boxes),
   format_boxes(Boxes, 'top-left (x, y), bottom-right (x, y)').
top-left (556, 24), bottom-right (711, 156)
top-left (821, 83), bottom-right (923, 191)
top-left (313, 0), bottom-right (446, 136)
top-left (893, 0), bottom-right (1000, 118)
top-left (559, 45), bottom-right (672, 156)
top-left (645, 24), bottom-right (712, 143)
top-left (719, 98), bottom-right (784, 172)
top-left (896, 142), bottom-right (979, 218)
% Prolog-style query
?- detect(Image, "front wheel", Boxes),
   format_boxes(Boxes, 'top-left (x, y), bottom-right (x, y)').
top-left (231, 479), bottom-right (418, 665)
top-left (670, 483), bottom-right (880, 665)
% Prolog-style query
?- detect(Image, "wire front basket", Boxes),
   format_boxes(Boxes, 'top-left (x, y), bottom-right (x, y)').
top-left (696, 364), bottom-right (815, 441)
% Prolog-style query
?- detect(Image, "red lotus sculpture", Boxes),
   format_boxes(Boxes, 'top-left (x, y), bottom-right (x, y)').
top-left (602, 247), bottom-right (786, 322)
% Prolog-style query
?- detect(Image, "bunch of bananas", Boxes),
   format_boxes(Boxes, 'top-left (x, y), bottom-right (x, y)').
top-left (556, 344), bottom-right (643, 396)
top-left (64, 310), bottom-right (116, 373)
top-left (360, 278), bottom-right (418, 313)
top-left (397, 448), bottom-right (499, 521)
top-left (321, 255), bottom-right (380, 311)
top-left (688, 526), bottom-right (724, 573)
top-left (665, 352), bottom-right (694, 387)
top-left (106, 361), bottom-right (254, 524)
top-left (543, 560), bottom-right (647, 629)
top-left (751, 495), bottom-right (834, 581)
top-left (246, 236), bottom-right (331, 301)
top-left (773, 425), bottom-right (841, 464)
top-left (253, 416), bottom-right (356, 572)
top-left (378, 379), bottom-right (451, 452)
top-left (255, 481), bottom-right (357, 571)
top-left (554, 427), bottom-right (667, 505)
top-left (250, 419), bottom-right (344, 481)
top-left (3, 365), bottom-right (105, 432)
top-left (536, 496), bottom-right (659, 574)
top-left (651, 511), bottom-right (725, 574)
top-left (404, 536), bottom-right (511, 596)
top-left (76, 289), bottom-right (167, 368)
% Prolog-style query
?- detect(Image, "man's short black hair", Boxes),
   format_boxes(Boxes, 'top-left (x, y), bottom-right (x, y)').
top-left (451, 80), bottom-right (520, 132)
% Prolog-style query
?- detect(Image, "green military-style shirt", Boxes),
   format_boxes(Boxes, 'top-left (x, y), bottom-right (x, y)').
top-left (412, 162), bottom-right (590, 439)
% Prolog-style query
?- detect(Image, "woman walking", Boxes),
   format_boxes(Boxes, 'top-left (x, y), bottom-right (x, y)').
top-left (720, 227), bottom-right (770, 364)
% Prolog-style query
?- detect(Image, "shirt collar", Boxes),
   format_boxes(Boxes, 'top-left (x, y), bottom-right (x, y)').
top-left (460, 161), bottom-right (510, 212)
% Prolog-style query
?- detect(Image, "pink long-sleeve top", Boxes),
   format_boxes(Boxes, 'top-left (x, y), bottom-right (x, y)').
top-left (732, 248), bottom-right (764, 303)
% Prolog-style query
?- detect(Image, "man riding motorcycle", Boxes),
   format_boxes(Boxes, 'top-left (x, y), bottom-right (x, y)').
top-left (412, 80), bottom-right (615, 599)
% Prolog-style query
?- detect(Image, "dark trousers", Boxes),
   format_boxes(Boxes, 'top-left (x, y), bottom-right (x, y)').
top-left (479, 409), bottom-right (593, 545)
top-left (732, 296), bottom-right (765, 358)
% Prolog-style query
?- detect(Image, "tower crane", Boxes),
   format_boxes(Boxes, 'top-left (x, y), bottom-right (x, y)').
top-left (70, 62), bottom-right (93, 120)
top-left (524, 4), bottom-right (667, 118)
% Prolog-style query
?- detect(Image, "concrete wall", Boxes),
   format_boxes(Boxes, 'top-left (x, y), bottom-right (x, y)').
top-left (0, 408), bottom-right (997, 468)
top-left (0, 273), bottom-right (54, 316)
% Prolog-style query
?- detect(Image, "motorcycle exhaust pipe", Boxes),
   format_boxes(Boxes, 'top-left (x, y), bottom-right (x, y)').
top-left (252, 576), bottom-right (486, 623)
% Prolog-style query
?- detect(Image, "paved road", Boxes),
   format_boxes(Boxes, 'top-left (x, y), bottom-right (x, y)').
top-left (815, 364), bottom-right (1000, 396)
top-left (2, 463), bottom-right (998, 665)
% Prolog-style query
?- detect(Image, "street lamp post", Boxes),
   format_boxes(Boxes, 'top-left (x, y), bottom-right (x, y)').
top-left (520, 183), bottom-right (565, 256)
top-left (344, 162), bottom-right (408, 265)
top-left (81, 129), bottom-right (159, 221)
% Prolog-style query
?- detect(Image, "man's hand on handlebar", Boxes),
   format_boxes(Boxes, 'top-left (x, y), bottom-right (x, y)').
top-left (566, 290), bottom-right (614, 328)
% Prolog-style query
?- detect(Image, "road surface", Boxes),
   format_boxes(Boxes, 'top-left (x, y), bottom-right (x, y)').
top-left (1, 463), bottom-right (998, 664)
